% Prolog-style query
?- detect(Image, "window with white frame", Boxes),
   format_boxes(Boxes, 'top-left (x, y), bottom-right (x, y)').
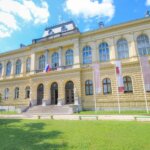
top-left (117, 39), bottom-right (129, 59)
top-left (52, 52), bottom-right (59, 68)
top-left (6, 61), bottom-right (12, 76)
top-left (66, 49), bottom-right (73, 65)
top-left (39, 55), bottom-right (45, 70)
top-left (83, 46), bottom-right (92, 64)
top-left (16, 59), bottom-right (22, 75)
top-left (99, 42), bottom-right (110, 62)
top-left (137, 34), bottom-right (150, 56)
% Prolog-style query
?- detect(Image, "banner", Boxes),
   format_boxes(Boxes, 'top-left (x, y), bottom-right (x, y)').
top-left (139, 56), bottom-right (150, 91)
top-left (115, 61), bottom-right (124, 93)
top-left (92, 63), bottom-right (101, 94)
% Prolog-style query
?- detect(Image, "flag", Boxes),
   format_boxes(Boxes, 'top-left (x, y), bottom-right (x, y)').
top-left (115, 61), bottom-right (124, 93)
top-left (45, 64), bottom-right (51, 73)
top-left (92, 63), bottom-right (101, 94)
top-left (139, 56), bottom-right (150, 91)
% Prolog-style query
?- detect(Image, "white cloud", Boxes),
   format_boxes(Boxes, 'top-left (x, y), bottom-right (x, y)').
top-left (0, 0), bottom-right (50, 38)
top-left (146, 0), bottom-right (150, 5)
top-left (65, 0), bottom-right (115, 20)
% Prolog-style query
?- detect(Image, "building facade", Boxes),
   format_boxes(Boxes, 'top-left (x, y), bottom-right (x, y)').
top-left (0, 18), bottom-right (150, 111)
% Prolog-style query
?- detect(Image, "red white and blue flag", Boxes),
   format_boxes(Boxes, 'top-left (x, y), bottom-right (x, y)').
top-left (115, 61), bottom-right (124, 93)
top-left (45, 64), bottom-right (51, 73)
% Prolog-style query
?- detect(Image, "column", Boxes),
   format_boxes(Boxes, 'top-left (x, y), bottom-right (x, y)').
top-left (22, 57), bottom-right (26, 75)
top-left (108, 37), bottom-right (116, 60)
top-left (91, 41), bottom-right (98, 63)
top-left (58, 47), bottom-right (63, 67)
top-left (31, 53), bottom-right (36, 74)
top-left (42, 82), bottom-right (50, 106)
top-left (45, 49), bottom-right (49, 65)
top-left (30, 81), bottom-right (37, 106)
top-left (11, 60), bottom-right (15, 77)
top-left (2, 61), bottom-right (6, 78)
top-left (74, 39), bottom-right (80, 68)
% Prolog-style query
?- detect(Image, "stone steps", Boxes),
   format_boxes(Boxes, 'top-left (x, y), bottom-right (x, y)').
top-left (23, 105), bottom-right (74, 115)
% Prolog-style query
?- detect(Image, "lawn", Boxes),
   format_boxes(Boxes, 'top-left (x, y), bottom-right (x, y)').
top-left (0, 110), bottom-right (18, 115)
top-left (77, 110), bottom-right (149, 115)
top-left (0, 119), bottom-right (150, 150)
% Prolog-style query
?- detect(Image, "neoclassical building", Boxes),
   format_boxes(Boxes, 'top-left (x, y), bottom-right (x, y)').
top-left (0, 17), bottom-right (150, 111)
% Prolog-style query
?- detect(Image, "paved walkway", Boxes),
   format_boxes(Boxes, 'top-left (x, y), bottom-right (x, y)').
top-left (0, 114), bottom-right (150, 121)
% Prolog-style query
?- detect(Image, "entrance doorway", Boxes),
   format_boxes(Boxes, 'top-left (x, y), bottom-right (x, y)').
top-left (37, 84), bottom-right (44, 105)
top-left (65, 81), bottom-right (74, 104)
top-left (51, 82), bottom-right (58, 105)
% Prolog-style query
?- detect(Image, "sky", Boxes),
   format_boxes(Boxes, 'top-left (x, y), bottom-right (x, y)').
top-left (0, 0), bottom-right (150, 53)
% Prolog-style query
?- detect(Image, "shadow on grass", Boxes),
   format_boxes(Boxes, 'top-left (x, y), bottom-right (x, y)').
top-left (0, 119), bottom-right (67, 150)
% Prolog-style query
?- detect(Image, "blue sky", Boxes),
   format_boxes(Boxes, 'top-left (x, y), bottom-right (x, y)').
top-left (0, 0), bottom-right (150, 53)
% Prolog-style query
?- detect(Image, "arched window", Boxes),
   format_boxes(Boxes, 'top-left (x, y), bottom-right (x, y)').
top-left (66, 49), bottom-right (73, 65)
top-left (0, 63), bottom-right (2, 77)
top-left (26, 58), bottom-right (31, 73)
top-left (39, 55), bottom-right (45, 70)
top-left (85, 80), bottom-right (93, 95)
top-left (6, 62), bottom-right (12, 76)
top-left (137, 34), bottom-right (150, 56)
top-left (15, 87), bottom-right (19, 99)
top-left (117, 39), bottom-right (129, 59)
top-left (83, 46), bottom-right (92, 64)
top-left (103, 78), bottom-right (112, 94)
top-left (16, 59), bottom-right (22, 75)
top-left (99, 42), bottom-right (110, 62)
top-left (123, 76), bottom-right (133, 93)
top-left (52, 52), bottom-right (59, 68)
top-left (4, 88), bottom-right (9, 100)
top-left (25, 86), bottom-right (30, 99)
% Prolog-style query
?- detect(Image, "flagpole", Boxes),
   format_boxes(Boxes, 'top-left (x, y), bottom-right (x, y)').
top-left (133, 35), bottom-right (149, 114)
top-left (114, 62), bottom-right (121, 114)
top-left (92, 65), bottom-right (97, 112)
top-left (138, 57), bottom-right (149, 114)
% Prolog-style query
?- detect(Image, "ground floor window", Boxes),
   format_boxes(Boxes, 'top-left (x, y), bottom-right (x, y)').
top-left (25, 86), bottom-right (30, 98)
top-left (103, 78), bottom-right (112, 94)
top-left (15, 87), bottom-right (19, 99)
top-left (85, 80), bottom-right (93, 95)
top-left (123, 76), bottom-right (133, 93)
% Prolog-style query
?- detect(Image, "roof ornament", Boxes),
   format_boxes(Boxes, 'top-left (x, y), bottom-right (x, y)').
top-left (145, 10), bottom-right (150, 17)
top-left (99, 21), bottom-right (104, 29)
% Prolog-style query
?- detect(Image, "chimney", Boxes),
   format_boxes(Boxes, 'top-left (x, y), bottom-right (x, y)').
top-left (99, 22), bottom-right (104, 29)
top-left (145, 10), bottom-right (150, 17)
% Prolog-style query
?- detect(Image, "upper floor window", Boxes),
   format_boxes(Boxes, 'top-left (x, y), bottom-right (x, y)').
top-left (123, 76), bottom-right (133, 93)
top-left (26, 58), bottom-right (31, 73)
top-left (99, 42), bottom-right (110, 62)
top-left (85, 80), bottom-right (93, 95)
top-left (15, 87), bottom-right (19, 99)
top-left (103, 78), bottom-right (112, 94)
top-left (83, 46), bottom-right (92, 64)
top-left (6, 61), bottom-right (12, 76)
top-left (39, 55), bottom-right (45, 70)
top-left (66, 49), bottom-right (74, 65)
top-left (0, 63), bottom-right (2, 77)
top-left (16, 59), bottom-right (22, 75)
top-left (4, 88), bottom-right (9, 100)
top-left (117, 39), bottom-right (129, 59)
top-left (52, 52), bottom-right (59, 68)
top-left (25, 86), bottom-right (30, 99)
top-left (137, 34), bottom-right (150, 56)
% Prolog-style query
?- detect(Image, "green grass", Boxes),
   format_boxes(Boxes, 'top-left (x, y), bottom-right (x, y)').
top-left (0, 119), bottom-right (150, 150)
top-left (0, 110), bottom-right (17, 115)
top-left (77, 110), bottom-right (148, 115)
